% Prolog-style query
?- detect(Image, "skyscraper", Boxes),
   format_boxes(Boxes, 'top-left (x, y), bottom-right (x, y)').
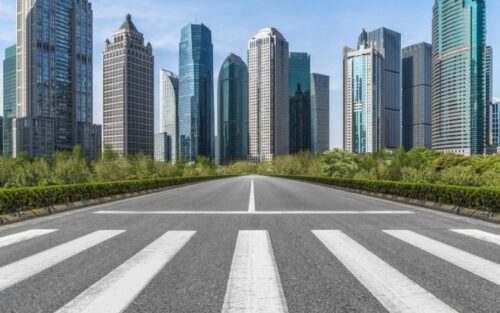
top-left (311, 73), bottom-right (330, 154)
top-left (488, 98), bottom-right (499, 149)
top-left (248, 28), bottom-right (289, 162)
top-left (343, 29), bottom-right (384, 153)
top-left (368, 27), bottom-right (402, 150)
top-left (178, 24), bottom-right (214, 162)
top-left (14, 0), bottom-right (94, 158)
top-left (156, 70), bottom-right (179, 162)
top-left (217, 54), bottom-right (248, 165)
top-left (3, 45), bottom-right (16, 157)
top-left (432, 0), bottom-right (487, 156)
top-left (103, 14), bottom-right (154, 156)
top-left (289, 52), bottom-right (311, 154)
top-left (402, 43), bottom-right (432, 151)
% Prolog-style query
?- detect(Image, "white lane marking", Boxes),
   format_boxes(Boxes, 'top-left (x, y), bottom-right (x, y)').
top-left (313, 230), bottom-right (457, 313)
top-left (0, 229), bottom-right (58, 249)
top-left (95, 210), bottom-right (415, 215)
top-left (56, 231), bottom-right (195, 313)
top-left (222, 230), bottom-right (288, 313)
top-left (384, 230), bottom-right (500, 286)
top-left (248, 179), bottom-right (256, 212)
top-left (450, 229), bottom-right (500, 246)
top-left (0, 230), bottom-right (124, 291)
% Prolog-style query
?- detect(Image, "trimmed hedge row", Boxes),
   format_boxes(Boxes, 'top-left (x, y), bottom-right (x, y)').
top-left (279, 176), bottom-right (500, 213)
top-left (0, 176), bottom-right (225, 215)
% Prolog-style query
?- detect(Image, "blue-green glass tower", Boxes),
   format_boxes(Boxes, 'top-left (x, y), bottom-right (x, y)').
top-left (3, 45), bottom-right (16, 157)
top-left (217, 54), bottom-right (248, 165)
top-left (178, 24), bottom-right (214, 162)
top-left (289, 52), bottom-right (311, 154)
top-left (432, 0), bottom-right (487, 155)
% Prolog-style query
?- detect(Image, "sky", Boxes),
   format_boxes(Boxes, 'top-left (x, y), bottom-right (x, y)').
top-left (0, 0), bottom-right (499, 149)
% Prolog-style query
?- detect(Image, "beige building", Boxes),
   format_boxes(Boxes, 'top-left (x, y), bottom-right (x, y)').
top-left (247, 28), bottom-right (289, 162)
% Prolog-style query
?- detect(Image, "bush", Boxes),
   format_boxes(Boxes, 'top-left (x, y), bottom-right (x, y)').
top-left (279, 176), bottom-right (500, 213)
top-left (0, 176), bottom-right (225, 215)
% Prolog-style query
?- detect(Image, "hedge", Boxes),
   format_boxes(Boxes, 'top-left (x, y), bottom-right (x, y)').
top-left (278, 176), bottom-right (500, 213)
top-left (0, 176), bottom-right (225, 215)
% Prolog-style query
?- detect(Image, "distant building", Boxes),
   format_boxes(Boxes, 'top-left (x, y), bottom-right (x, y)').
top-left (343, 29), bottom-right (384, 153)
top-left (368, 27), bottom-right (402, 150)
top-left (289, 52), bottom-right (311, 154)
top-left (432, 0), bottom-right (488, 156)
top-left (103, 14), bottom-right (154, 156)
top-left (156, 70), bottom-right (179, 162)
top-left (0, 117), bottom-right (3, 155)
top-left (248, 28), bottom-right (289, 162)
top-left (217, 54), bottom-right (248, 165)
top-left (15, 0), bottom-right (94, 158)
top-left (402, 43), bottom-right (432, 151)
top-left (178, 24), bottom-right (214, 162)
top-left (489, 98), bottom-right (499, 149)
top-left (3, 45), bottom-right (15, 157)
top-left (311, 73), bottom-right (330, 154)
top-left (91, 124), bottom-right (102, 158)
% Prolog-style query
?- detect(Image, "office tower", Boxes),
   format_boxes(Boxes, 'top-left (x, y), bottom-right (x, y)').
top-left (432, 0), bottom-right (487, 156)
top-left (0, 117), bottom-right (3, 155)
top-left (368, 28), bottom-right (402, 150)
top-left (103, 14), bottom-right (154, 156)
top-left (248, 28), bottom-right (289, 162)
top-left (156, 70), bottom-right (179, 162)
top-left (489, 98), bottom-right (499, 149)
top-left (178, 24), bottom-right (214, 162)
top-left (3, 45), bottom-right (15, 157)
top-left (91, 124), bottom-right (102, 158)
top-left (217, 53), bottom-right (248, 165)
top-left (343, 29), bottom-right (384, 153)
top-left (311, 73), bottom-right (330, 154)
top-left (14, 0), bottom-right (94, 158)
top-left (402, 43), bottom-right (432, 151)
top-left (289, 52), bottom-right (311, 154)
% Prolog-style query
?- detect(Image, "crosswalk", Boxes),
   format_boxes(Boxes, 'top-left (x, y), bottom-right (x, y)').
top-left (0, 227), bottom-right (499, 312)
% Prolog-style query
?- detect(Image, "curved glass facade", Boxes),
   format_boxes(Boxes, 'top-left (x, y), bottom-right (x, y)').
top-left (217, 54), bottom-right (248, 165)
top-left (178, 24), bottom-right (214, 162)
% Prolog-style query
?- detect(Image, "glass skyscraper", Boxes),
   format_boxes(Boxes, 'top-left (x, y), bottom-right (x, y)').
top-left (156, 70), bottom-right (179, 162)
top-left (217, 54), bottom-right (248, 165)
top-left (311, 73), bottom-right (330, 154)
top-left (3, 45), bottom-right (16, 157)
top-left (432, 0), bottom-right (487, 156)
top-left (15, 0), bottom-right (94, 158)
top-left (344, 29), bottom-right (384, 153)
top-left (289, 52), bottom-right (311, 154)
top-left (368, 28), bottom-right (402, 150)
top-left (178, 24), bottom-right (214, 162)
top-left (402, 43), bottom-right (432, 151)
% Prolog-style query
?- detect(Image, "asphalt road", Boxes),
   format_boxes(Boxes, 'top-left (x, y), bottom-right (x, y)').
top-left (0, 175), bottom-right (499, 313)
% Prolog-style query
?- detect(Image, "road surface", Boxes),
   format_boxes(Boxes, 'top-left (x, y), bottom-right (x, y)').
top-left (0, 175), bottom-right (499, 313)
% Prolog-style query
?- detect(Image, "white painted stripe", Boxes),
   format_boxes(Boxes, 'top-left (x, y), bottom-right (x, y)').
top-left (56, 231), bottom-right (195, 313)
top-left (222, 230), bottom-right (288, 313)
top-left (313, 230), bottom-right (457, 313)
top-left (450, 229), bottom-right (500, 246)
top-left (0, 229), bottom-right (58, 249)
top-left (384, 230), bottom-right (500, 286)
top-left (0, 230), bottom-right (124, 291)
top-left (95, 210), bottom-right (415, 215)
top-left (248, 179), bottom-right (256, 212)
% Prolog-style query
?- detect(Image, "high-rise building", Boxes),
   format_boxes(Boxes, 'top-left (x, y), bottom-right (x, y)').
top-left (217, 54), bottom-right (248, 165)
top-left (14, 0), bottom-right (94, 158)
top-left (103, 14), bottom-right (154, 156)
top-left (402, 43), bottom-right (432, 151)
top-left (432, 0), bottom-right (487, 156)
top-left (178, 24), bottom-right (214, 162)
top-left (343, 29), bottom-right (384, 153)
top-left (3, 45), bottom-right (16, 157)
top-left (289, 52), bottom-right (311, 154)
top-left (248, 28), bottom-right (289, 162)
top-left (156, 70), bottom-right (179, 162)
top-left (91, 124), bottom-right (102, 158)
top-left (311, 73), bottom-right (330, 154)
top-left (0, 117), bottom-right (3, 155)
top-left (489, 98), bottom-right (499, 148)
top-left (368, 27), bottom-right (402, 150)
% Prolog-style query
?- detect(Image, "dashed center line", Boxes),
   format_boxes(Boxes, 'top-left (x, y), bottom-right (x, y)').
top-left (248, 179), bottom-right (255, 212)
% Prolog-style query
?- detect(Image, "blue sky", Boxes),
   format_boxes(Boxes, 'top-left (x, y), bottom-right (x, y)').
top-left (0, 0), bottom-right (499, 148)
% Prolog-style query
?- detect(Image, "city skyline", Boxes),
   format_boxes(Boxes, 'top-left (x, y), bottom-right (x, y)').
top-left (0, 0), bottom-right (500, 149)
